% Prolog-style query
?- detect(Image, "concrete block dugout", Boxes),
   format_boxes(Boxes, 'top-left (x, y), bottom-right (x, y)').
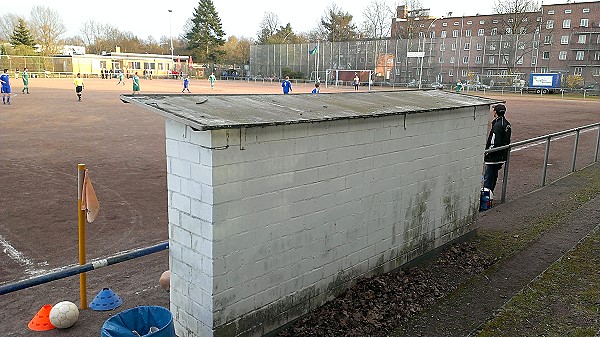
top-left (121, 90), bottom-right (501, 337)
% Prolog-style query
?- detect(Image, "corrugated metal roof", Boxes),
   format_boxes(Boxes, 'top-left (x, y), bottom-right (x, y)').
top-left (120, 90), bottom-right (502, 131)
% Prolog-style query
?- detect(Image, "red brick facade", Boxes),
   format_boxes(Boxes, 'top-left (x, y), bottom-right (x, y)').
top-left (391, 1), bottom-right (600, 86)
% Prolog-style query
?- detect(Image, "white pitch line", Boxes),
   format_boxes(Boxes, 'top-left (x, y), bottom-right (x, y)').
top-left (0, 233), bottom-right (34, 267)
top-left (511, 126), bottom-right (598, 152)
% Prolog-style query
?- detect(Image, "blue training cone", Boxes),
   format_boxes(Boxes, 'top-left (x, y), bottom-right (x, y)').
top-left (89, 288), bottom-right (123, 311)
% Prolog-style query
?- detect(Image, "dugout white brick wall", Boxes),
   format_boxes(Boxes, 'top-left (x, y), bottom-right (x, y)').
top-left (165, 105), bottom-right (489, 337)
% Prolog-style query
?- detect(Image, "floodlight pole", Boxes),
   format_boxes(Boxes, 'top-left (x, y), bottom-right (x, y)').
top-left (419, 17), bottom-right (440, 89)
top-left (168, 9), bottom-right (174, 64)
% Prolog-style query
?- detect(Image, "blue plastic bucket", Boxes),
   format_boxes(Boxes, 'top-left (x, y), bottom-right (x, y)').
top-left (480, 188), bottom-right (493, 211)
top-left (101, 306), bottom-right (175, 337)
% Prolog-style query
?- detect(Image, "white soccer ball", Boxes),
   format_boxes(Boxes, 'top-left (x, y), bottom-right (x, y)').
top-left (49, 301), bottom-right (79, 329)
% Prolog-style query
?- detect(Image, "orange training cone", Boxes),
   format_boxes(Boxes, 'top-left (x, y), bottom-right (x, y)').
top-left (28, 304), bottom-right (56, 331)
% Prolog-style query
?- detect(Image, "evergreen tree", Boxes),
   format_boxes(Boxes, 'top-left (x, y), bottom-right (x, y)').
top-left (10, 18), bottom-right (35, 47)
top-left (320, 4), bottom-right (358, 42)
top-left (185, 0), bottom-right (226, 64)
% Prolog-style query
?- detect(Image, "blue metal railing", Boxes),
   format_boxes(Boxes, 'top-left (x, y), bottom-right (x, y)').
top-left (0, 241), bottom-right (168, 295)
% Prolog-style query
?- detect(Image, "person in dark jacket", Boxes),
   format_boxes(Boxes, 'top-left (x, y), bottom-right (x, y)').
top-left (484, 104), bottom-right (512, 192)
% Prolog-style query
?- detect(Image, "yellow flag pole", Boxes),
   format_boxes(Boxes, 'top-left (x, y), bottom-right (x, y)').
top-left (77, 164), bottom-right (87, 310)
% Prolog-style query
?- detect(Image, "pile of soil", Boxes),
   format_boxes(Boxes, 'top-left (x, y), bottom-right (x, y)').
top-left (277, 241), bottom-right (494, 337)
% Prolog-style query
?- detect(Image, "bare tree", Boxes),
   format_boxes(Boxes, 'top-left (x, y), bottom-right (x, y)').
top-left (0, 14), bottom-right (21, 41)
top-left (362, 0), bottom-right (394, 39)
top-left (493, 0), bottom-right (541, 77)
top-left (257, 12), bottom-right (280, 43)
top-left (29, 5), bottom-right (66, 55)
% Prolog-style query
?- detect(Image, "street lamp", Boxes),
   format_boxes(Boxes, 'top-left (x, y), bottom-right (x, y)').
top-left (418, 17), bottom-right (441, 89)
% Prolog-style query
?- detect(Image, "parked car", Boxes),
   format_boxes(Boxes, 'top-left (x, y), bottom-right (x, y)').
top-left (430, 82), bottom-right (444, 89)
top-left (466, 82), bottom-right (490, 91)
top-left (407, 80), bottom-right (420, 88)
top-left (583, 83), bottom-right (599, 96)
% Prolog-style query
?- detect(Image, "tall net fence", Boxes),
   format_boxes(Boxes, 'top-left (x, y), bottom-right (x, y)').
top-left (250, 38), bottom-right (424, 85)
top-left (0, 55), bottom-right (76, 77)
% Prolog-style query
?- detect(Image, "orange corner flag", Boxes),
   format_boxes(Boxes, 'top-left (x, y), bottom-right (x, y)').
top-left (81, 169), bottom-right (100, 223)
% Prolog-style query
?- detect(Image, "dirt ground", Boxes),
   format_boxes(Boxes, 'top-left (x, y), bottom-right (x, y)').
top-left (0, 77), bottom-right (598, 336)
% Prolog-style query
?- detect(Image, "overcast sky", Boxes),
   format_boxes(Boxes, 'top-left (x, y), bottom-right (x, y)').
top-left (3, 0), bottom-right (594, 41)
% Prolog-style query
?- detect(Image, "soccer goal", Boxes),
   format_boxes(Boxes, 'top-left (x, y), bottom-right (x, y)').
top-left (325, 69), bottom-right (373, 89)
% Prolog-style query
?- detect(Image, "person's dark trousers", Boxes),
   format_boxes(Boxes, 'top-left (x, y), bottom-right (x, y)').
top-left (484, 163), bottom-right (503, 192)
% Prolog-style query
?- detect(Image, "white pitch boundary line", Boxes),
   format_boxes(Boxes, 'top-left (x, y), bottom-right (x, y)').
top-left (0, 234), bottom-right (34, 267)
top-left (511, 126), bottom-right (598, 152)
top-left (0, 233), bottom-right (58, 277)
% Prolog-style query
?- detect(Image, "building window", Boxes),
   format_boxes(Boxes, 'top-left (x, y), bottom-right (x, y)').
top-left (430, 31), bottom-right (435, 38)
top-left (508, 18), bottom-right (514, 23)
top-left (464, 43), bottom-right (470, 50)
top-left (578, 35), bottom-right (587, 44)
top-left (504, 42), bottom-right (510, 48)
top-left (450, 56), bottom-right (455, 64)
top-left (463, 56), bottom-right (469, 63)
top-left (506, 27), bottom-right (512, 34)
top-left (477, 43), bottom-right (483, 50)
top-left (518, 42), bottom-right (525, 50)
top-left (441, 31), bottom-right (447, 38)
top-left (476, 56), bottom-right (482, 64)
top-left (489, 43), bottom-right (496, 50)
top-left (595, 51), bottom-right (600, 61)
top-left (478, 28), bottom-right (484, 36)
top-left (548, 10), bottom-right (555, 14)
top-left (574, 67), bottom-right (582, 75)
top-left (502, 57), bottom-right (508, 64)
top-left (439, 57), bottom-right (444, 63)
top-left (520, 27), bottom-right (527, 34)
top-left (583, 8), bottom-right (590, 13)
top-left (516, 56), bottom-right (524, 64)
top-left (453, 30), bottom-right (459, 37)
top-left (561, 35), bottom-right (569, 44)
top-left (546, 20), bottom-right (554, 29)
top-left (451, 43), bottom-right (457, 50)
top-left (480, 20), bottom-right (485, 24)
top-left (559, 51), bottom-right (567, 60)
top-left (449, 69), bottom-right (454, 77)
top-left (542, 51), bottom-right (550, 59)
top-left (491, 28), bottom-right (498, 36)
top-left (544, 35), bottom-right (552, 44)
top-left (576, 51), bottom-right (585, 60)
top-left (597, 35), bottom-right (600, 43)
top-left (440, 43), bottom-right (446, 51)
top-left (466, 30), bottom-right (472, 37)
top-left (563, 19), bottom-right (571, 28)
top-left (564, 9), bottom-right (572, 14)
top-left (531, 56), bottom-right (537, 65)
top-left (593, 68), bottom-right (600, 76)
top-left (442, 22), bottom-right (448, 27)
top-left (462, 69), bottom-right (468, 76)
top-left (580, 18), bottom-right (589, 27)
top-left (467, 20), bottom-right (472, 25)
top-left (489, 56), bottom-right (495, 64)
top-left (493, 19), bottom-right (498, 24)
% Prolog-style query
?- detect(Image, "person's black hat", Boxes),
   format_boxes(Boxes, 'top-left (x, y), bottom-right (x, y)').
top-left (493, 104), bottom-right (506, 115)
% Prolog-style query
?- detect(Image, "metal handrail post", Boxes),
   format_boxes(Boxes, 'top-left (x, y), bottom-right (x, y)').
top-left (501, 150), bottom-right (510, 204)
top-left (571, 130), bottom-right (580, 172)
top-left (541, 136), bottom-right (551, 186)
top-left (595, 127), bottom-right (600, 163)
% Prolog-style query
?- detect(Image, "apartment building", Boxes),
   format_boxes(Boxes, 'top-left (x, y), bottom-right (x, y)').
top-left (391, 1), bottom-right (600, 86)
